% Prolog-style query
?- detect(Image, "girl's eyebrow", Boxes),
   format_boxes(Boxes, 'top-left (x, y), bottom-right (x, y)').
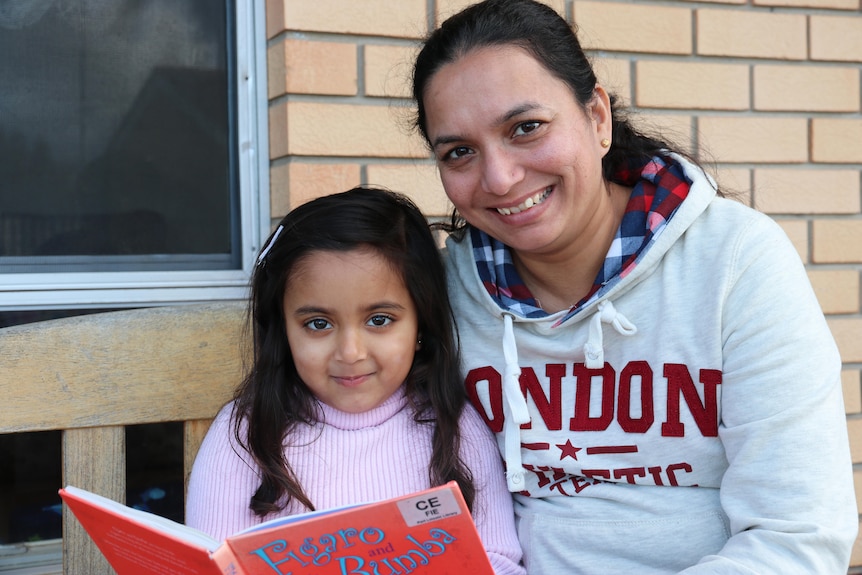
top-left (431, 102), bottom-right (543, 150)
top-left (291, 302), bottom-right (406, 316)
top-left (292, 305), bottom-right (329, 316)
top-left (364, 301), bottom-right (406, 313)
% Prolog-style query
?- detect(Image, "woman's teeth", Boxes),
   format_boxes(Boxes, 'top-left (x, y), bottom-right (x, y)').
top-left (496, 188), bottom-right (551, 216)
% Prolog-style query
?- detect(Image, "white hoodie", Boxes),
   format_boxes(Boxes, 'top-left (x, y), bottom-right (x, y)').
top-left (443, 156), bottom-right (857, 574)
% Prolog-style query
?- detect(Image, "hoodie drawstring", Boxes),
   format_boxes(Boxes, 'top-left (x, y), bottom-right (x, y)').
top-left (498, 301), bottom-right (637, 492)
top-left (583, 300), bottom-right (638, 369)
top-left (501, 313), bottom-right (531, 492)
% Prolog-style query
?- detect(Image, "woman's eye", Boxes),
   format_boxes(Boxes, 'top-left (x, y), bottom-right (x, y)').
top-left (444, 146), bottom-right (472, 161)
top-left (305, 318), bottom-right (332, 331)
top-left (513, 121), bottom-right (541, 136)
top-left (367, 315), bottom-right (393, 327)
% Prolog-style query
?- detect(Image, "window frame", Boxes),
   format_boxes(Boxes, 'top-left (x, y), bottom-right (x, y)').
top-left (0, 0), bottom-right (267, 571)
top-left (0, 0), bottom-right (269, 312)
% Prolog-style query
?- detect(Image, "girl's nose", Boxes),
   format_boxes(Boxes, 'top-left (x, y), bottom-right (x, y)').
top-left (336, 328), bottom-right (366, 363)
top-left (480, 145), bottom-right (524, 197)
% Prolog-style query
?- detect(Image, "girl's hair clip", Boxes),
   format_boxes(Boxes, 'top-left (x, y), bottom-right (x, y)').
top-left (256, 225), bottom-right (284, 266)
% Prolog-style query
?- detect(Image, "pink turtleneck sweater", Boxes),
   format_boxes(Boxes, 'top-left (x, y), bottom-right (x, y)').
top-left (186, 387), bottom-right (525, 574)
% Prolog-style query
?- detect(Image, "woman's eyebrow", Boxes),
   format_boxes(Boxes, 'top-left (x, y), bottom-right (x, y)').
top-left (431, 102), bottom-right (543, 150)
top-left (495, 102), bottom-right (542, 126)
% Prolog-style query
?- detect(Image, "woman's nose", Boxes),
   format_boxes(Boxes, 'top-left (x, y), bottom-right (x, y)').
top-left (480, 146), bottom-right (524, 196)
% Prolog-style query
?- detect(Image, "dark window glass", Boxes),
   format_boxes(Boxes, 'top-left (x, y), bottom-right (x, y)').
top-left (0, 424), bottom-right (184, 545)
top-left (0, 0), bottom-right (240, 273)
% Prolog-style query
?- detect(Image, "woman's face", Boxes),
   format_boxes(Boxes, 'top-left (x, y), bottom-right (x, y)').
top-left (423, 45), bottom-right (613, 258)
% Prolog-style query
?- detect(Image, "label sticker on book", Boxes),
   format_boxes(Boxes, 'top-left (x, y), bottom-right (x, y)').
top-left (396, 487), bottom-right (462, 527)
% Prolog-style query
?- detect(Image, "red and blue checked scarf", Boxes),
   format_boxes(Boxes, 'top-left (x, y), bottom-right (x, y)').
top-left (471, 154), bottom-right (691, 326)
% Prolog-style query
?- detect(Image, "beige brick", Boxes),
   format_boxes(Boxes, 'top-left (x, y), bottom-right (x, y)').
top-left (698, 117), bottom-right (808, 163)
top-left (827, 318), bottom-right (862, 362)
top-left (638, 114), bottom-right (694, 154)
top-left (677, 0), bottom-right (745, 4)
top-left (437, 0), bottom-right (565, 22)
top-left (697, 9), bottom-right (806, 60)
top-left (266, 0), bottom-right (284, 39)
top-left (270, 162), bottom-right (362, 216)
top-left (756, 0), bottom-right (859, 8)
top-left (847, 417), bottom-right (862, 463)
top-left (365, 44), bottom-right (417, 99)
top-left (776, 219), bottom-right (809, 262)
top-left (855, 469), bottom-right (862, 514)
top-left (714, 168), bottom-right (752, 206)
top-left (844, 370), bottom-right (862, 414)
top-left (853, 517), bottom-right (862, 568)
top-left (593, 57), bottom-right (631, 107)
top-left (284, 102), bottom-right (428, 158)
top-left (811, 15), bottom-right (862, 62)
top-left (812, 119), bottom-right (862, 163)
top-left (269, 39), bottom-right (357, 98)
top-left (271, 0), bottom-right (426, 38)
top-left (269, 100), bottom-right (289, 159)
top-left (366, 163), bottom-right (451, 216)
top-left (754, 65), bottom-right (860, 112)
top-left (808, 269), bottom-right (861, 314)
top-left (813, 220), bottom-right (862, 263)
top-left (636, 60), bottom-right (749, 110)
top-left (574, 1), bottom-right (692, 54)
top-left (754, 169), bottom-right (861, 214)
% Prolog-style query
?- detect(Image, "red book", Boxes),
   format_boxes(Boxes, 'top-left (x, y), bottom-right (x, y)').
top-left (59, 482), bottom-right (494, 575)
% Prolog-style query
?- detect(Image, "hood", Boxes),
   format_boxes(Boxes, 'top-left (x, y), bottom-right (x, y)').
top-left (444, 153), bottom-right (718, 491)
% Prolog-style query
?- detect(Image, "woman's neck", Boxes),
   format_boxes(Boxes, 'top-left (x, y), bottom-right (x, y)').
top-left (513, 182), bottom-right (632, 313)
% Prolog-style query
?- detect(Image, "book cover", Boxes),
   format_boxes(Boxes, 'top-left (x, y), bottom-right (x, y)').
top-left (59, 481), bottom-right (495, 575)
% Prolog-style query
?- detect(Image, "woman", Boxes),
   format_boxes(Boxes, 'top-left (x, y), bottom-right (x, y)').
top-left (411, 0), bottom-right (857, 572)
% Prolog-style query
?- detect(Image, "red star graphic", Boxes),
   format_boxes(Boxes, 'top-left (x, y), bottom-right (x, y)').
top-left (557, 439), bottom-right (582, 461)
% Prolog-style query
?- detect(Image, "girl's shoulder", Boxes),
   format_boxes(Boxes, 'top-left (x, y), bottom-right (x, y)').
top-left (458, 402), bottom-right (498, 445)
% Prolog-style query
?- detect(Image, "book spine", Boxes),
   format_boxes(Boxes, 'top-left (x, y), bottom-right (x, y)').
top-left (211, 544), bottom-right (245, 575)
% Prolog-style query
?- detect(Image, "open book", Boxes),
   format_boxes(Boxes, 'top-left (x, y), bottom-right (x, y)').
top-left (59, 482), bottom-right (494, 575)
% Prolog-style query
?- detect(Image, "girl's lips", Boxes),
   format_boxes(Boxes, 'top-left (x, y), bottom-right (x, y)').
top-left (496, 187), bottom-right (552, 216)
top-left (333, 374), bottom-right (371, 387)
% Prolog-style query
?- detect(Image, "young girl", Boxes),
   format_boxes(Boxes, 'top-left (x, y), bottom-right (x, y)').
top-left (186, 187), bottom-right (525, 574)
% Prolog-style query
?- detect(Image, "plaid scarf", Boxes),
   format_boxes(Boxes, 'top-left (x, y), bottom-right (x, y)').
top-left (472, 154), bottom-right (690, 326)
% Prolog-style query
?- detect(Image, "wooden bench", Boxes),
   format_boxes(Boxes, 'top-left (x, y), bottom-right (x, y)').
top-left (0, 302), bottom-right (245, 574)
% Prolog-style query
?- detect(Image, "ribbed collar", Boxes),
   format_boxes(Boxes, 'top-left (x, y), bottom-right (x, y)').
top-left (314, 386), bottom-right (409, 431)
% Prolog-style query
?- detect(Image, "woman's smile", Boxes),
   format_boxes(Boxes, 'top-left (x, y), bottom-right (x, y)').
top-left (495, 186), bottom-right (552, 216)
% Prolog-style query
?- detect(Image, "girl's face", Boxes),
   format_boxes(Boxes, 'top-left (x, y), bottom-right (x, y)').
top-left (423, 45), bottom-right (613, 258)
top-left (282, 247), bottom-right (419, 414)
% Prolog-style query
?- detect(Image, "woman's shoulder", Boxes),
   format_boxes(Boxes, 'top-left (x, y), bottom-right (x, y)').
top-left (693, 195), bottom-right (791, 250)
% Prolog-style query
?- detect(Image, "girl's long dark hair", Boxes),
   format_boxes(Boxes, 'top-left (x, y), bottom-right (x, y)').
top-left (233, 186), bottom-right (475, 516)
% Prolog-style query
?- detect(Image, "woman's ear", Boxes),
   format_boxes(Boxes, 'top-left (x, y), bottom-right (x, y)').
top-left (588, 84), bottom-right (614, 154)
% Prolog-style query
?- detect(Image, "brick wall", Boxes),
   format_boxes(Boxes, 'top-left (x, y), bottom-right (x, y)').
top-left (265, 0), bottom-right (862, 568)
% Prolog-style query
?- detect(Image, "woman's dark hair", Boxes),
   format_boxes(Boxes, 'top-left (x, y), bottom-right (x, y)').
top-left (233, 186), bottom-right (475, 516)
top-left (413, 0), bottom-right (687, 195)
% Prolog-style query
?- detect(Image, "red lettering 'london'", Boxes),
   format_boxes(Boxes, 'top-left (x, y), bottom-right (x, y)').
top-left (464, 361), bottom-right (722, 438)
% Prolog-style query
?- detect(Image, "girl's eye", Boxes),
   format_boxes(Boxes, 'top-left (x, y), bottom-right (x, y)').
top-left (443, 146), bottom-right (472, 161)
top-left (513, 121), bottom-right (541, 137)
top-left (305, 318), bottom-right (332, 331)
top-left (367, 314), bottom-right (393, 327)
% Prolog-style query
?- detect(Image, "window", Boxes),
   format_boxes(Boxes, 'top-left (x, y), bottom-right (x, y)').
top-left (0, 0), bottom-right (268, 310)
top-left (0, 0), bottom-right (267, 571)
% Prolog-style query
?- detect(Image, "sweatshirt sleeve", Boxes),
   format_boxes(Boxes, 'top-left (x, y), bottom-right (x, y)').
top-left (460, 403), bottom-right (527, 575)
top-left (185, 403), bottom-right (262, 540)
top-left (680, 213), bottom-right (858, 573)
